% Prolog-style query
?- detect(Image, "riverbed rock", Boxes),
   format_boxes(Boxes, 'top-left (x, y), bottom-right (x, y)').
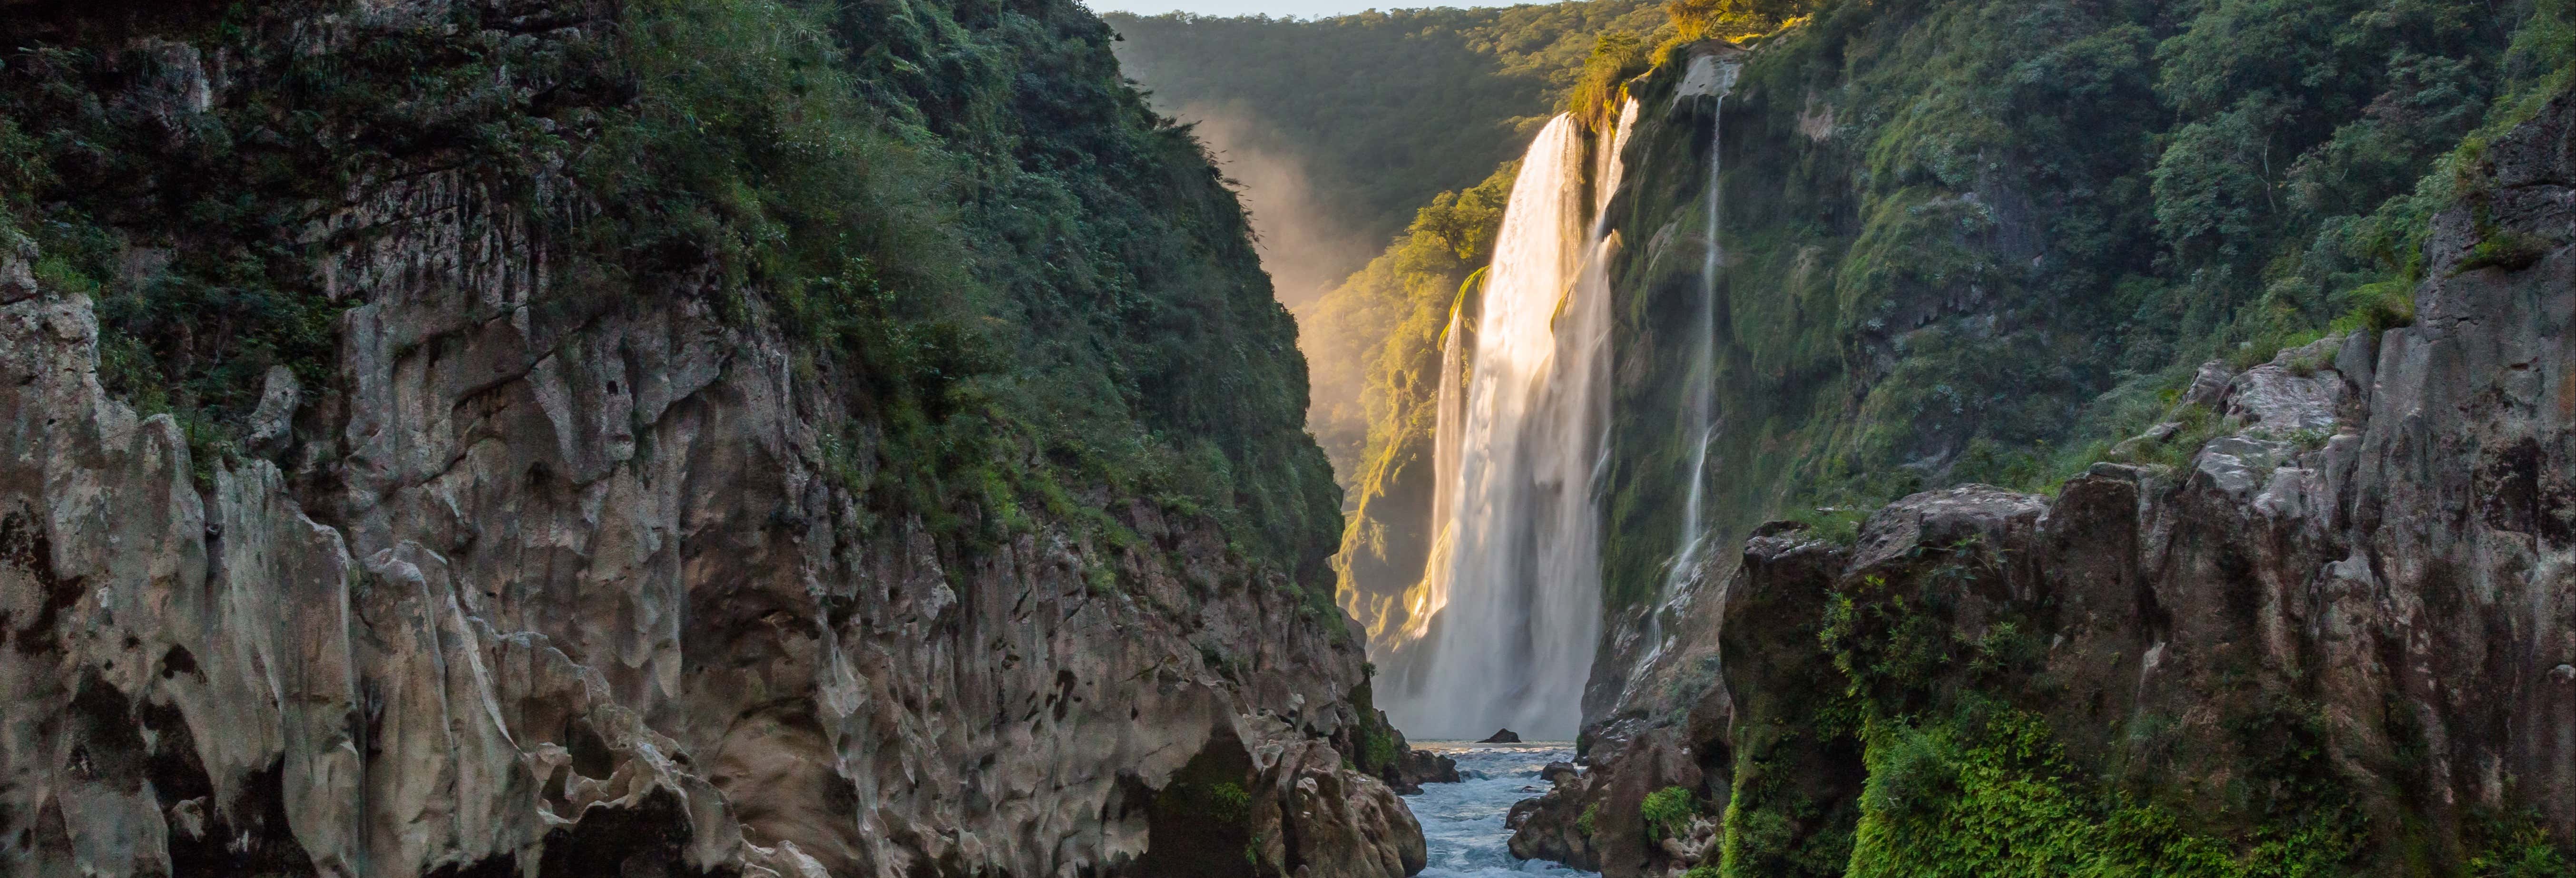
top-left (1396, 748), bottom-right (1462, 790)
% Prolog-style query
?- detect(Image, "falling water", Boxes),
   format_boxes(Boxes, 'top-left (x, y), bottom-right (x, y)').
top-left (1659, 61), bottom-right (1742, 601)
top-left (1390, 103), bottom-right (1637, 740)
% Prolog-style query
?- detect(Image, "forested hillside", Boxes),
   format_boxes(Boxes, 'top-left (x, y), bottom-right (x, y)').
top-left (1107, 0), bottom-right (1672, 497)
top-left (0, 0), bottom-right (1414, 875)
top-left (1597, 0), bottom-right (2576, 614)
top-left (1519, 0), bottom-right (2576, 873)
top-left (1107, 1), bottom-right (1668, 302)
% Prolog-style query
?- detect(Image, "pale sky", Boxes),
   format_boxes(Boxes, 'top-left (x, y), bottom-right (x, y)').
top-left (1086, 0), bottom-right (1503, 20)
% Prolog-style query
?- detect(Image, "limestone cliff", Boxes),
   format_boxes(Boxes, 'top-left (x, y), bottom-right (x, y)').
top-left (0, 1), bottom-right (1422, 877)
top-left (1522, 86), bottom-right (2576, 876)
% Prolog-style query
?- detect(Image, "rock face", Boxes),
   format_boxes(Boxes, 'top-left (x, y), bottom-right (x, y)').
top-left (0, 3), bottom-right (1423, 878)
top-left (1534, 88), bottom-right (2576, 876)
top-left (1391, 748), bottom-right (1461, 793)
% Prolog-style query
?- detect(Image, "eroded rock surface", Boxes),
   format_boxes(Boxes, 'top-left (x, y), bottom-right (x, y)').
top-left (0, 3), bottom-right (1422, 878)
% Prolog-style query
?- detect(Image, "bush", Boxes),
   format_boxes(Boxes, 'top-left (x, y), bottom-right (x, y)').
top-left (1642, 786), bottom-right (1700, 841)
top-left (1208, 781), bottom-right (1253, 826)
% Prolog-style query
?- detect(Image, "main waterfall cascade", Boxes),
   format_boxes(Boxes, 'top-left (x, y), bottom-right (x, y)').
top-left (1385, 101), bottom-right (1639, 740)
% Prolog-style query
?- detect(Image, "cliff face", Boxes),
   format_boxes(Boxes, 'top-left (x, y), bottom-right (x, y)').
top-left (1523, 87), bottom-right (2576, 877)
top-left (0, 2), bottom-right (1420, 877)
top-left (1583, 0), bottom-right (2563, 722)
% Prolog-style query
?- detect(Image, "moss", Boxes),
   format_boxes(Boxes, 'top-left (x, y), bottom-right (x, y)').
top-left (2454, 227), bottom-right (2555, 275)
top-left (1642, 785), bottom-right (1700, 841)
top-left (1843, 705), bottom-right (2363, 878)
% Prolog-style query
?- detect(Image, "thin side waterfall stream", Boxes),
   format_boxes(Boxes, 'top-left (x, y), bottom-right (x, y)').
top-left (1660, 58), bottom-right (1742, 602)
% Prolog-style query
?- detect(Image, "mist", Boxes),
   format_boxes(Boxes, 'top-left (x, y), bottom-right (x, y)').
top-left (1176, 102), bottom-right (1373, 312)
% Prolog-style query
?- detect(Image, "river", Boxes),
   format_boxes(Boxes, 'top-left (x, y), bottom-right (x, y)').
top-left (1406, 743), bottom-right (1598, 878)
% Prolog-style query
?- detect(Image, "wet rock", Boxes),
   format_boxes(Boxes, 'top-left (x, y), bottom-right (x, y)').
top-left (1478, 728), bottom-right (1522, 743)
top-left (1395, 748), bottom-right (1461, 790)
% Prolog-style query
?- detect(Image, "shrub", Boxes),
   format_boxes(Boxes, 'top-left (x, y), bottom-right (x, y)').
top-left (1208, 781), bottom-right (1253, 825)
top-left (1642, 786), bottom-right (1699, 841)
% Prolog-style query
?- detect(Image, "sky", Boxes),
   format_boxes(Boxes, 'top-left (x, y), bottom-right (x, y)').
top-left (1084, 0), bottom-right (1499, 19)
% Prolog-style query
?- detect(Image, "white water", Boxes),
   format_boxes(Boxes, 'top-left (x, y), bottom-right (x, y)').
top-left (1407, 744), bottom-right (1597, 877)
top-left (1389, 104), bottom-right (1637, 740)
top-left (1659, 63), bottom-right (1741, 603)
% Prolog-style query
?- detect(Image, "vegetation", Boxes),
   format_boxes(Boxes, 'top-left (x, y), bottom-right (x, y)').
top-left (1642, 785), bottom-right (1701, 841)
top-left (1700, 529), bottom-right (2405, 876)
top-left (1106, 1), bottom-right (1672, 286)
top-left (1663, 0), bottom-right (1813, 44)
top-left (0, 0), bottom-right (1340, 579)
top-left (1305, 162), bottom-right (1521, 643)
top-left (1596, 0), bottom-right (2576, 608)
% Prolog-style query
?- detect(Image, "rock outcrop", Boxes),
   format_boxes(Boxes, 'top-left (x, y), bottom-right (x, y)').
top-left (1391, 748), bottom-right (1461, 792)
top-left (1534, 87), bottom-right (2576, 877)
top-left (0, 2), bottom-right (1424, 878)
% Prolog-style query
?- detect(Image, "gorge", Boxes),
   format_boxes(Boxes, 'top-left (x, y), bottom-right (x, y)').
top-left (3, 0), bottom-right (2574, 876)
top-left (1124, 0), bottom-right (2576, 874)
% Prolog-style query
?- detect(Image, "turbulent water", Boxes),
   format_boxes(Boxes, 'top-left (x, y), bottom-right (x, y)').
top-left (1388, 105), bottom-right (1636, 740)
top-left (1408, 744), bottom-right (1599, 878)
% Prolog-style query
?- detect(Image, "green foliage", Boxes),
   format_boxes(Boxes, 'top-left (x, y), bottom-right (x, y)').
top-left (1353, 713), bottom-right (1401, 773)
top-left (1714, 502), bottom-right (2396, 878)
top-left (1161, 779), bottom-right (1254, 827)
top-left (1106, 1), bottom-right (1671, 287)
top-left (2457, 227), bottom-right (2555, 275)
top-left (1208, 781), bottom-right (1252, 825)
top-left (1663, 0), bottom-right (1811, 43)
top-left (2471, 811), bottom-right (2575, 878)
top-left (1786, 507), bottom-right (1868, 546)
top-left (1600, 0), bottom-right (2564, 615)
top-left (1577, 803), bottom-right (1601, 838)
top-left (1641, 786), bottom-right (1700, 841)
top-left (2123, 404), bottom-right (2230, 471)
top-left (0, 0), bottom-right (1343, 591)
top-left (0, 4), bottom-right (568, 475)
top-left (1845, 705), bottom-right (2362, 878)
top-left (1568, 31), bottom-right (1653, 128)
top-left (1309, 161), bottom-right (1522, 641)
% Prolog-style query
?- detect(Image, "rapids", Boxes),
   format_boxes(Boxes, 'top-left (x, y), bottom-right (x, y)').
top-left (1407, 744), bottom-right (1598, 878)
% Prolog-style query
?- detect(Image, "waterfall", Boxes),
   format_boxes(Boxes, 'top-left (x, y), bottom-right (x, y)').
top-left (1659, 60), bottom-right (1741, 603)
top-left (1406, 300), bottom-right (1468, 640)
top-left (1388, 103), bottom-right (1636, 740)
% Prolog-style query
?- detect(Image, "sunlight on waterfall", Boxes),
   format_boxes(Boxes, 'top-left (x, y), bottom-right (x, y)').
top-left (1387, 102), bottom-right (1638, 741)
